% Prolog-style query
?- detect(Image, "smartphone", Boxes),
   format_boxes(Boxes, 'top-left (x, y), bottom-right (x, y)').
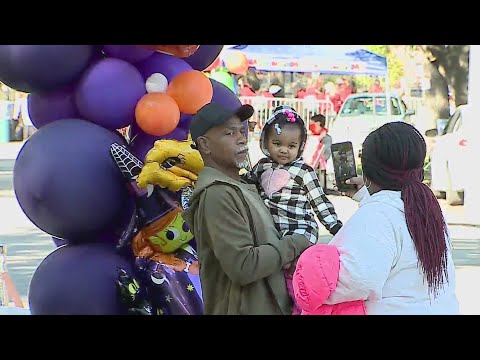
top-left (331, 141), bottom-right (357, 192)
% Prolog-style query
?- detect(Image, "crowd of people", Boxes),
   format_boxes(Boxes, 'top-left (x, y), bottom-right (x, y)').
top-left (235, 70), bottom-right (386, 115)
top-left (183, 100), bottom-right (460, 315)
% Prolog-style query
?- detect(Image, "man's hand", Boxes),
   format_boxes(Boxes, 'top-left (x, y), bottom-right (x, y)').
top-left (283, 258), bottom-right (299, 276)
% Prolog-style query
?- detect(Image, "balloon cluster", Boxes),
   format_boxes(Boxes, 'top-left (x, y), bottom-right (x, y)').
top-left (0, 45), bottom-right (246, 315)
top-left (203, 48), bottom-right (249, 94)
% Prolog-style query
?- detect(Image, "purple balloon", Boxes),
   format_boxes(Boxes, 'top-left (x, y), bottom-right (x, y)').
top-left (135, 53), bottom-right (192, 82)
top-left (130, 127), bottom-right (188, 162)
top-left (210, 78), bottom-right (249, 140)
top-left (211, 78), bottom-right (242, 110)
top-left (28, 86), bottom-right (80, 129)
top-left (29, 243), bottom-right (134, 315)
top-left (0, 45), bottom-right (94, 94)
top-left (14, 119), bottom-right (131, 241)
top-left (178, 114), bottom-right (193, 131)
top-left (210, 79), bottom-right (248, 138)
top-left (75, 58), bottom-right (146, 130)
top-left (185, 45), bottom-right (223, 71)
top-left (103, 45), bottom-right (154, 64)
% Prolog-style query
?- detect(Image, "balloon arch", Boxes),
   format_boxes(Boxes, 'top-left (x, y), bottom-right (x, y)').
top-left (0, 44), bottom-right (244, 315)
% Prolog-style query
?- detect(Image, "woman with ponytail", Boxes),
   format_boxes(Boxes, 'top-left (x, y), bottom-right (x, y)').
top-left (293, 122), bottom-right (459, 314)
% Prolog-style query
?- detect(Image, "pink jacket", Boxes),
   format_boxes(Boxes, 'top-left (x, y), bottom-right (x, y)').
top-left (292, 244), bottom-right (366, 315)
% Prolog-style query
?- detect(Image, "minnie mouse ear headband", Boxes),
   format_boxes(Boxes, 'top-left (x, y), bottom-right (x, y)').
top-left (267, 105), bottom-right (301, 124)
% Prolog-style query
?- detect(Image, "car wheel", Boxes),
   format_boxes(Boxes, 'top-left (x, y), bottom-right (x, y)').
top-left (433, 190), bottom-right (446, 199)
top-left (446, 189), bottom-right (463, 206)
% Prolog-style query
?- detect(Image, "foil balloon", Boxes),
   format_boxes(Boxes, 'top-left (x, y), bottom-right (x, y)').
top-left (116, 268), bottom-right (154, 315)
top-left (129, 126), bottom-right (189, 163)
top-left (136, 136), bottom-right (204, 193)
top-left (111, 143), bottom-right (194, 253)
top-left (110, 143), bottom-right (179, 248)
top-left (209, 68), bottom-right (235, 92)
top-left (135, 245), bottom-right (203, 315)
top-left (132, 206), bottom-right (193, 255)
top-left (110, 143), bottom-right (202, 315)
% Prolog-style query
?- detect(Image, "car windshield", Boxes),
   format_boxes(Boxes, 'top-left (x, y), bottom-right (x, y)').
top-left (340, 96), bottom-right (400, 116)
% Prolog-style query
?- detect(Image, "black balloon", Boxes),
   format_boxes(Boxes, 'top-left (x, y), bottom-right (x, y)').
top-left (184, 45), bottom-right (223, 71)
top-left (0, 45), bottom-right (94, 93)
top-left (29, 244), bottom-right (135, 315)
top-left (14, 119), bottom-right (130, 241)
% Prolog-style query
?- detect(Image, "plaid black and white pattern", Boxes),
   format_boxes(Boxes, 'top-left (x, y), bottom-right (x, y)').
top-left (245, 157), bottom-right (342, 244)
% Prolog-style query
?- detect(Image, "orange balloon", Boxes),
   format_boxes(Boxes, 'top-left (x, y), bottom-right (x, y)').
top-left (167, 70), bottom-right (213, 114)
top-left (135, 93), bottom-right (180, 136)
top-left (145, 45), bottom-right (199, 58)
top-left (224, 51), bottom-right (249, 75)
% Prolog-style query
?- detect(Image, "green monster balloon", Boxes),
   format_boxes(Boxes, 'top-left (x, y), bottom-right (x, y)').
top-left (209, 68), bottom-right (235, 92)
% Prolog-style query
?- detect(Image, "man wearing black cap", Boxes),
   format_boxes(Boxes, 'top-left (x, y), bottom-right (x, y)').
top-left (183, 103), bottom-right (310, 315)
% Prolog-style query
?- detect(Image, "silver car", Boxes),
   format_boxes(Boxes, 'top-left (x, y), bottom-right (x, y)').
top-left (329, 93), bottom-right (415, 156)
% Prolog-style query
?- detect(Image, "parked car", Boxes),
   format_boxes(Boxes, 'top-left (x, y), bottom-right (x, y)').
top-left (425, 104), bottom-right (479, 205)
top-left (328, 93), bottom-right (415, 157)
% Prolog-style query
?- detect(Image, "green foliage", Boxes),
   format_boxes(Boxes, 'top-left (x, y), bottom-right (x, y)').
top-left (364, 45), bottom-right (405, 87)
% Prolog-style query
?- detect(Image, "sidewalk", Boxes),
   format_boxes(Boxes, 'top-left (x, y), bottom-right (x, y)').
top-left (2, 139), bottom-right (478, 227)
top-left (0, 141), bottom-right (25, 161)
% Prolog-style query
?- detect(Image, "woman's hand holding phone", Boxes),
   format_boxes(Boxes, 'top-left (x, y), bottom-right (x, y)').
top-left (333, 176), bottom-right (365, 198)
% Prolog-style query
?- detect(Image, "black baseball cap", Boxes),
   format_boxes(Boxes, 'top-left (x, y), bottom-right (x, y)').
top-left (190, 103), bottom-right (255, 142)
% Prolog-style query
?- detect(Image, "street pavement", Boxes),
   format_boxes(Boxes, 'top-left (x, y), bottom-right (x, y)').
top-left (1, 140), bottom-right (480, 314)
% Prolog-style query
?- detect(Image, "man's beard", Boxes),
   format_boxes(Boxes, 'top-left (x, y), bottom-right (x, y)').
top-left (236, 159), bottom-right (250, 170)
top-left (235, 145), bottom-right (249, 170)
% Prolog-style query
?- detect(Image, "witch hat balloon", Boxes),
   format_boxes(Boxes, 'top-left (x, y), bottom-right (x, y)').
top-left (110, 143), bottom-right (179, 249)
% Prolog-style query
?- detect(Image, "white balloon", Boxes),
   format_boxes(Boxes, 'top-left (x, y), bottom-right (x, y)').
top-left (146, 73), bottom-right (168, 93)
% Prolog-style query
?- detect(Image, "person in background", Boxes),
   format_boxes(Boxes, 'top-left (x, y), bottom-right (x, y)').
top-left (369, 78), bottom-right (384, 93)
top-left (13, 92), bottom-right (35, 140)
top-left (237, 76), bottom-right (257, 97)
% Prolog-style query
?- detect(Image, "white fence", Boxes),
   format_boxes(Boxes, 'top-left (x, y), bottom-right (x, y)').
top-left (239, 96), bottom-right (336, 129)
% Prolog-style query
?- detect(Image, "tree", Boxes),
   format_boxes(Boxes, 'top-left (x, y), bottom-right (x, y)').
top-left (419, 45), bottom-right (470, 124)
top-left (364, 45), bottom-right (405, 86)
